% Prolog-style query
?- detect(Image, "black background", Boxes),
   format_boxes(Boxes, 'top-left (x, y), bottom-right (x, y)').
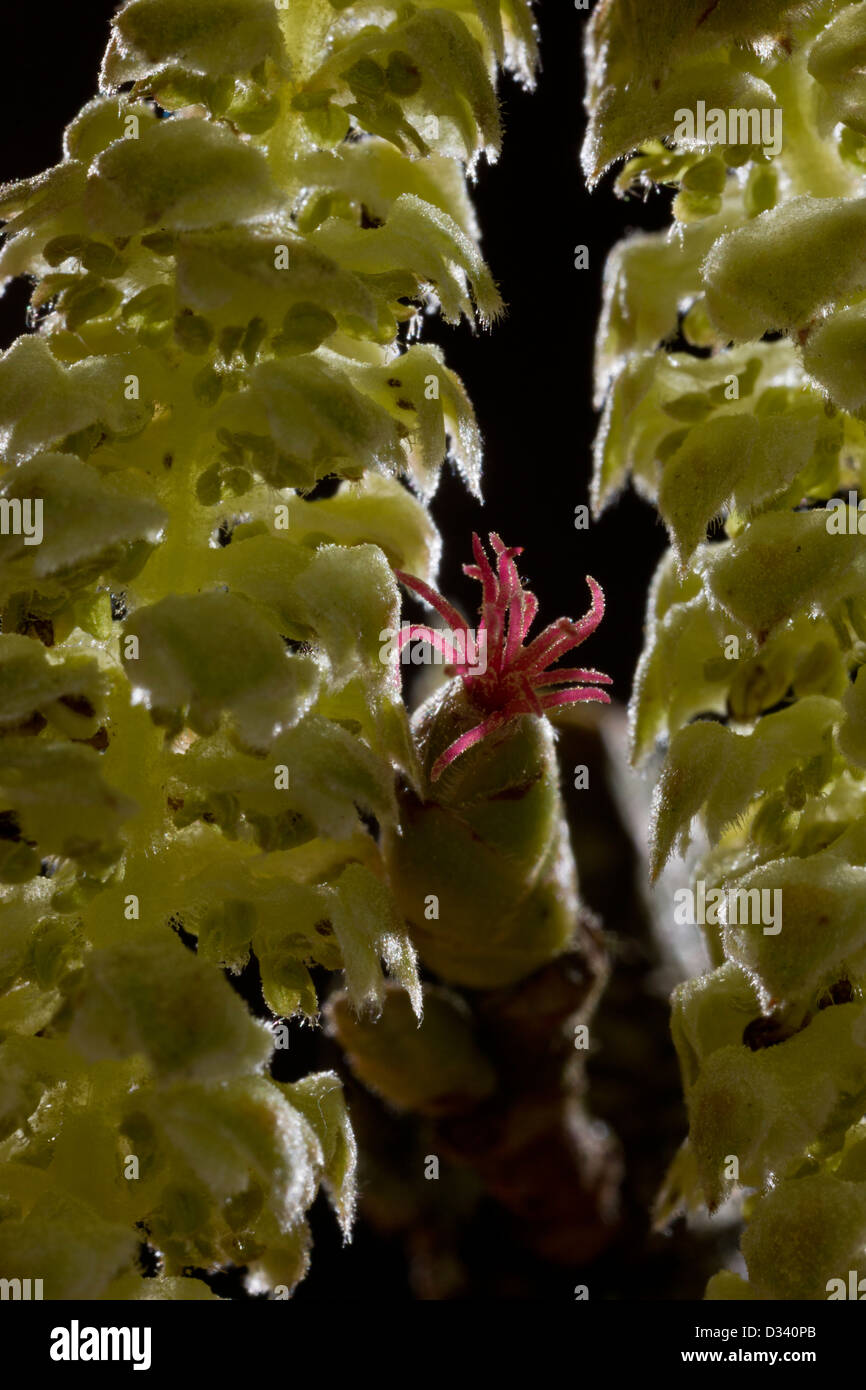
top-left (0, 1), bottom-right (675, 1300)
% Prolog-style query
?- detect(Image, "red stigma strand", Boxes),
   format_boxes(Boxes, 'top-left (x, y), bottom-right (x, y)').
top-left (395, 533), bottom-right (612, 781)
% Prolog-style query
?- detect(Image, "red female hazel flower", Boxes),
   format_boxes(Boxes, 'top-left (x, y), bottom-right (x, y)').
top-left (394, 532), bottom-right (611, 781)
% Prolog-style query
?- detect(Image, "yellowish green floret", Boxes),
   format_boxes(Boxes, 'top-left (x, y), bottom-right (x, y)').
top-left (587, 0), bottom-right (866, 1300)
top-left (0, 0), bottom-right (537, 1297)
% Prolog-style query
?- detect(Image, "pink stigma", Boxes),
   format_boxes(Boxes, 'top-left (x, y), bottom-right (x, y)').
top-left (394, 533), bottom-right (611, 781)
